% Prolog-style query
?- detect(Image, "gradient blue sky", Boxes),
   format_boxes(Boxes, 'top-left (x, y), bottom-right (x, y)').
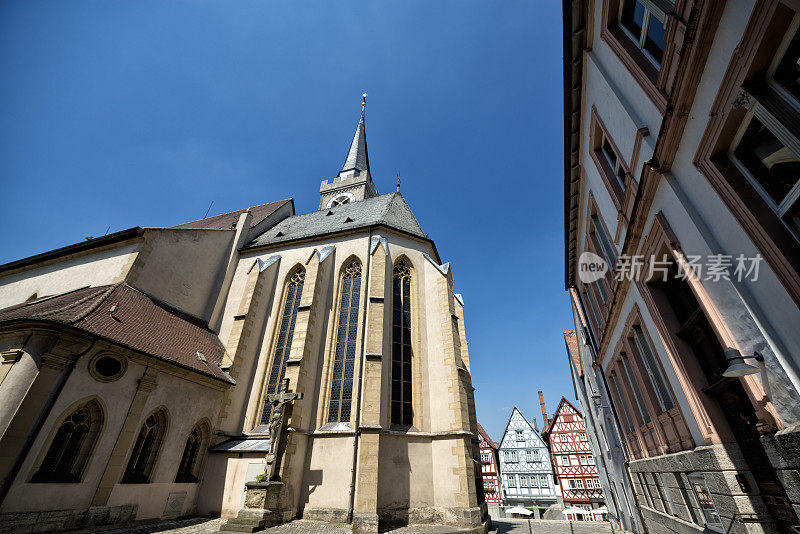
top-left (0, 1), bottom-right (570, 441)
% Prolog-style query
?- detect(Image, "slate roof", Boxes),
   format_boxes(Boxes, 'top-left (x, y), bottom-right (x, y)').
top-left (245, 192), bottom-right (425, 249)
top-left (563, 329), bottom-right (582, 376)
top-left (340, 110), bottom-right (370, 175)
top-left (172, 199), bottom-right (291, 231)
top-left (0, 283), bottom-right (232, 383)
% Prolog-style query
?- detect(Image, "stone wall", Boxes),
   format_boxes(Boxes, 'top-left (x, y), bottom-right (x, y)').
top-left (0, 504), bottom-right (137, 534)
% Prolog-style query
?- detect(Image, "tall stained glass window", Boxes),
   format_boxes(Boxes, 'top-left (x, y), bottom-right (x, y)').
top-left (328, 260), bottom-right (362, 423)
top-left (391, 259), bottom-right (413, 425)
top-left (260, 267), bottom-right (305, 425)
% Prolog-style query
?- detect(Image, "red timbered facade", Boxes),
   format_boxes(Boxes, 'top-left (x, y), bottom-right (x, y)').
top-left (542, 397), bottom-right (605, 519)
top-left (476, 423), bottom-right (502, 507)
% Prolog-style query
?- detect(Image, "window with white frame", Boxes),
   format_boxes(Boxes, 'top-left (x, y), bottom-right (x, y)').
top-left (569, 479), bottom-right (578, 490)
top-left (729, 14), bottom-right (800, 242)
top-left (481, 453), bottom-right (489, 463)
top-left (632, 326), bottom-right (675, 412)
top-left (516, 430), bottom-right (524, 442)
top-left (580, 455), bottom-right (587, 465)
top-left (506, 450), bottom-right (518, 462)
top-left (540, 475), bottom-right (548, 487)
top-left (587, 454), bottom-right (594, 465)
top-left (562, 455), bottom-right (571, 466)
top-left (520, 476), bottom-right (528, 487)
top-left (576, 479), bottom-right (584, 489)
top-left (560, 434), bottom-right (568, 442)
top-left (525, 449), bottom-right (533, 462)
top-left (507, 475), bottom-right (516, 488)
top-left (580, 433), bottom-right (587, 441)
top-left (618, 0), bottom-right (670, 67)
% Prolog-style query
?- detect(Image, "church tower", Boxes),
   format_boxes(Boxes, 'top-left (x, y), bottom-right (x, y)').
top-left (319, 95), bottom-right (379, 209)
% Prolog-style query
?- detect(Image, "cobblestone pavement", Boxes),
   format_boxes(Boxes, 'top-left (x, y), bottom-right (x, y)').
top-left (492, 519), bottom-right (613, 534)
top-left (96, 517), bottom-right (615, 534)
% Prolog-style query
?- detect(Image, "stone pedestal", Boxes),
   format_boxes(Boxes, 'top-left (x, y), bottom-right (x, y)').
top-left (219, 481), bottom-right (285, 533)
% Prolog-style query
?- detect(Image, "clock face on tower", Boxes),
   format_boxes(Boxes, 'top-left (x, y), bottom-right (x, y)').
top-left (326, 192), bottom-right (355, 208)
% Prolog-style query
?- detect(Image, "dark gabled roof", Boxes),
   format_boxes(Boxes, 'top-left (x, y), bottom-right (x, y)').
top-left (245, 192), bottom-right (425, 249)
top-left (0, 283), bottom-right (232, 383)
top-left (172, 199), bottom-right (292, 231)
top-left (476, 422), bottom-right (498, 449)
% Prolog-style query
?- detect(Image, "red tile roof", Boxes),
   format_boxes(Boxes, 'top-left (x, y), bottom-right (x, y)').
top-left (476, 422), bottom-right (498, 449)
top-left (172, 199), bottom-right (291, 231)
top-left (0, 284), bottom-right (232, 383)
top-left (564, 329), bottom-right (581, 376)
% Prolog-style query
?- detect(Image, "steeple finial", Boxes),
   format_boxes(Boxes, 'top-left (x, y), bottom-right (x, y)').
top-left (396, 172), bottom-right (400, 192)
top-left (339, 94), bottom-right (370, 176)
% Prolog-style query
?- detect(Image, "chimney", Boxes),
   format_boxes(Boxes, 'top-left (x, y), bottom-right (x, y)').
top-left (539, 391), bottom-right (549, 427)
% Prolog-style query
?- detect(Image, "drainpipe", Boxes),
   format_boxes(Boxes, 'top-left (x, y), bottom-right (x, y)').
top-left (573, 289), bottom-right (648, 534)
top-left (0, 335), bottom-right (97, 506)
top-left (347, 228), bottom-right (373, 524)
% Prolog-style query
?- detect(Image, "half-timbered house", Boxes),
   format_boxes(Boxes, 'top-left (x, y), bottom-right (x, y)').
top-left (542, 397), bottom-right (605, 520)
top-left (477, 423), bottom-right (501, 517)
top-left (497, 407), bottom-right (558, 518)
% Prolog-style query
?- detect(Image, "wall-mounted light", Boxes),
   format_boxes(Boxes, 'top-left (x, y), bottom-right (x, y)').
top-left (723, 348), bottom-right (771, 399)
top-left (722, 348), bottom-right (762, 377)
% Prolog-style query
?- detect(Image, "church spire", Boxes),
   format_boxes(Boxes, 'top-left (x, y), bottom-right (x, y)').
top-left (339, 93), bottom-right (370, 177)
top-left (319, 94), bottom-right (379, 210)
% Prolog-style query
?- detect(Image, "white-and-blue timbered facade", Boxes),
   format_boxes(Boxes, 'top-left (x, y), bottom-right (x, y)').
top-left (497, 407), bottom-right (558, 518)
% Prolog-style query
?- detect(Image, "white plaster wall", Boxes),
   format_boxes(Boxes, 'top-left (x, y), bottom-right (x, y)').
top-left (132, 229), bottom-right (235, 321)
top-left (0, 243), bottom-right (139, 308)
top-left (1, 346), bottom-right (225, 520)
top-left (580, 0), bottom-right (800, 429)
top-left (301, 435), bottom-right (354, 511)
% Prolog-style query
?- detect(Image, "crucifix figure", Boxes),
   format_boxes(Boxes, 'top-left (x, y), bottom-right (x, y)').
top-left (264, 378), bottom-right (303, 481)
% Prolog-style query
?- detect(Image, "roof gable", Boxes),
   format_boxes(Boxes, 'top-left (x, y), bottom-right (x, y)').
top-left (543, 396), bottom-right (584, 435)
top-left (498, 407), bottom-right (547, 450)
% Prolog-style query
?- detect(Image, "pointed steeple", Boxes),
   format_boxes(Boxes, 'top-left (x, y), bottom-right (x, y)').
top-left (319, 94), bottom-right (378, 210)
top-left (339, 94), bottom-right (370, 176)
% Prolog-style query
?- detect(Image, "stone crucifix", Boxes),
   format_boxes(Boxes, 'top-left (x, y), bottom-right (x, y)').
top-left (264, 378), bottom-right (303, 481)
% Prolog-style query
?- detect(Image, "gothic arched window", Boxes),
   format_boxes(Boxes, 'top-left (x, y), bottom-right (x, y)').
top-left (260, 267), bottom-right (305, 425)
top-left (122, 409), bottom-right (167, 484)
top-left (328, 259), bottom-right (362, 423)
top-left (31, 399), bottom-right (103, 483)
top-left (174, 422), bottom-right (209, 483)
top-left (391, 259), bottom-right (413, 426)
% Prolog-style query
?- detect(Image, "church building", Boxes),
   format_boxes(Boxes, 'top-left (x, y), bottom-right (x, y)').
top-left (0, 101), bottom-right (489, 533)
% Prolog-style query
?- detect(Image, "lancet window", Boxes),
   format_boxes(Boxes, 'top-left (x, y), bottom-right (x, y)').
top-left (328, 259), bottom-right (362, 423)
top-left (122, 409), bottom-right (167, 483)
top-left (31, 399), bottom-right (103, 483)
top-left (260, 267), bottom-right (305, 425)
top-left (391, 259), bottom-right (413, 426)
top-left (174, 422), bottom-right (208, 483)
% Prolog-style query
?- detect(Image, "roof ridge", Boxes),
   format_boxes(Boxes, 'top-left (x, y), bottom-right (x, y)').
top-left (207, 199), bottom-right (292, 220)
top-left (35, 285), bottom-right (116, 322)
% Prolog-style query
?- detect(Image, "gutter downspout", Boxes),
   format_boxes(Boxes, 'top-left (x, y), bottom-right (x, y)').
top-left (573, 289), bottom-right (648, 534)
top-left (347, 228), bottom-right (373, 524)
top-left (0, 336), bottom-right (97, 507)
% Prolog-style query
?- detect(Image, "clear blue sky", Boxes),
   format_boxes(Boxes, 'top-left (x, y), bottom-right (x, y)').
top-left (0, 1), bottom-right (571, 441)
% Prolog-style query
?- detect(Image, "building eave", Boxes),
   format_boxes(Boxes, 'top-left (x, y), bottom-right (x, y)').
top-left (0, 227), bottom-right (145, 276)
top-left (564, 0), bottom-right (587, 290)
